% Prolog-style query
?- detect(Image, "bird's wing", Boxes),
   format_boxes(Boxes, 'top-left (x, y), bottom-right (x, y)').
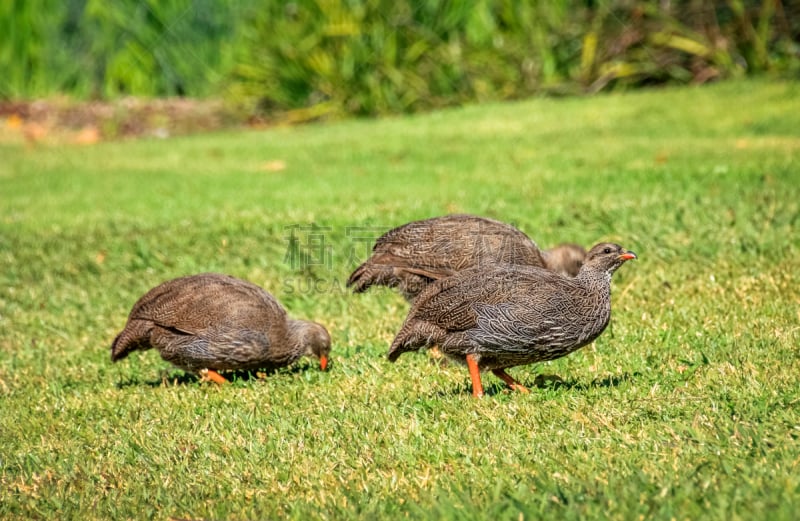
top-left (467, 277), bottom-right (601, 353)
top-left (129, 273), bottom-right (285, 336)
top-left (408, 264), bottom-right (563, 333)
top-left (467, 300), bottom-right (566, 350)
top-left (371, 214), bottom-right (544, 274)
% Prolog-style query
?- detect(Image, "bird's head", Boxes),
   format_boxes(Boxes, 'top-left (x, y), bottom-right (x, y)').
top-left (296, 320), bottom-right (332, 371)
top-left (582, 242), bottom-right (637, 276)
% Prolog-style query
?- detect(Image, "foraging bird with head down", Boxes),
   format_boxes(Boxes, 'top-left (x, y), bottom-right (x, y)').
top-left (111, 273), bottom-right (331, 383)
top-left (347, 214), bottom-right (586, 302)
top-left (388, 243), bottom-right (637, 397)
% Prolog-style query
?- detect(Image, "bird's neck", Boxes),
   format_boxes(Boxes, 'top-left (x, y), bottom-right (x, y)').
top-left (576, 268), bottom-right (612, 292)
top-left (286, 319), bottom-right (312, 358)
top-left (573, 269), bottom-right (614, 343)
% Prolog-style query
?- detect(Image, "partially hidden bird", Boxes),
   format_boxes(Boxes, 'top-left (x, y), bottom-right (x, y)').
top-left (347, 214), bottom-right (586, 302)
top-left (543, 242), bottom-right (587, 277)
top-left (111, 273), bottom-right (331, 383)
top-left (387, 242), bottom-right (636, 397)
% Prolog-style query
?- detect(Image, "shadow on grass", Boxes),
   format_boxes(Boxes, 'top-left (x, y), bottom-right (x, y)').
top-left (540, 372), bottom-right (642, 392)
top-left (115, 362), bottom-right (320, 389)
top-left (424, 350), bottom-right (641, 397)
top-left (436, 372), bottom-right (641, 398)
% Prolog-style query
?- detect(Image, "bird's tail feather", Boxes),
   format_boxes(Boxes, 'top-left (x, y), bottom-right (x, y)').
top-left (346, 262), bottom-right (380, 293)
top-left (110, 320), bottom-right (152, 362)
top-left (388, 319), bottom-right (442, 362)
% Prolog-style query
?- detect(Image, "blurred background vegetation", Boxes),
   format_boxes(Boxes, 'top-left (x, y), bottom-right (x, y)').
top-left (1, 0), bottom-right (798, 119)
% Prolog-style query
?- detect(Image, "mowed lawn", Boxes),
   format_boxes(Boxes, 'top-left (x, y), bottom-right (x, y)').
top-left (1, 80), bottom-right (798, 520)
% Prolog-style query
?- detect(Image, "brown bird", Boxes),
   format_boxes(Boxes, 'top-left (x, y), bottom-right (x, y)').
top-left (543, 242), bottom-right (587, 277)
top-left (388, 243), bottom-right (637, 397)
top-left (347, 214), bottom-right (586, 302)
top-left (111, 273), bottom-right (331, 383)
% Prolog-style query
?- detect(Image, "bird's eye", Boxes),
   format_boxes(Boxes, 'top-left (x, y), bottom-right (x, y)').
top-left (603, 247), bottom-right (612, 254)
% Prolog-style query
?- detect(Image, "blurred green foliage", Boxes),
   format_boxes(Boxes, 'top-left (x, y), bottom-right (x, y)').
top-left (1, 0), bottom-right (798, 117)
top-left (232, 0), bottom-right (800, 118)
top-left (229, 1), bottom-right (584, 119)
top-left (0, 0), bottom-right (253, 98)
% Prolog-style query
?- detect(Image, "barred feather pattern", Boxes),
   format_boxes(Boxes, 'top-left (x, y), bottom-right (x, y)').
top-left (347, 214), bottom-right (548, 302)
top-left (110, 273), bottom-right (330, 373)
top-left (388, 243), bottom-right (636, 373)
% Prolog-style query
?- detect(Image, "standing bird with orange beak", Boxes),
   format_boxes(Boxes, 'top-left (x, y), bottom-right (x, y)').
top-left (111, 273), bottom-right (330, 383)
top-left (388, 243), bottom-right (636, 397)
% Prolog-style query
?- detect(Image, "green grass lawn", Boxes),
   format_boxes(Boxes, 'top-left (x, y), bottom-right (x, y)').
top-left (1, 79), bottom-right (799, 520)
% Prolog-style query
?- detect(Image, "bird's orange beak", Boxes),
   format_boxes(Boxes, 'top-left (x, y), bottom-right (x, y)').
top-left (619, 251), bottom-right (637, 261)
top-left (319, 355), bottom-right (329, 371)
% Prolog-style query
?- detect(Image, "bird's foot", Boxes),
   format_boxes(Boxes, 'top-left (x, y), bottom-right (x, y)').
top-left (508, 382), bottom-right (530, 394)
top-left (199, 368), bottom-right (228, 385)
top-left (428, 346), bottom-right (449, 366)
top-left (492, 369), bottom-right (529, 394)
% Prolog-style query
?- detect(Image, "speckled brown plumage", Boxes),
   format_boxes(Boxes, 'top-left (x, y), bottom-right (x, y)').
top-left (111, 273), bottom-right (330, 381)
top-left (388, 243), bottom-right (636, 397)
top-left (347, 214), bottom-right (583, 302)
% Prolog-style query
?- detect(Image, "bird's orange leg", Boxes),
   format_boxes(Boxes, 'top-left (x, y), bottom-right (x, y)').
top-left (492, 369), bottom-right (529, 394)
top-left (466, 354), bottom-right (484, 398)
top-left (200, 368), bottom-right (228, 385)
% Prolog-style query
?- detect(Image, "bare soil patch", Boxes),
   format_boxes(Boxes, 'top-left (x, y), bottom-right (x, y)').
top-left (0, 97), bottom-right (246, 146)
